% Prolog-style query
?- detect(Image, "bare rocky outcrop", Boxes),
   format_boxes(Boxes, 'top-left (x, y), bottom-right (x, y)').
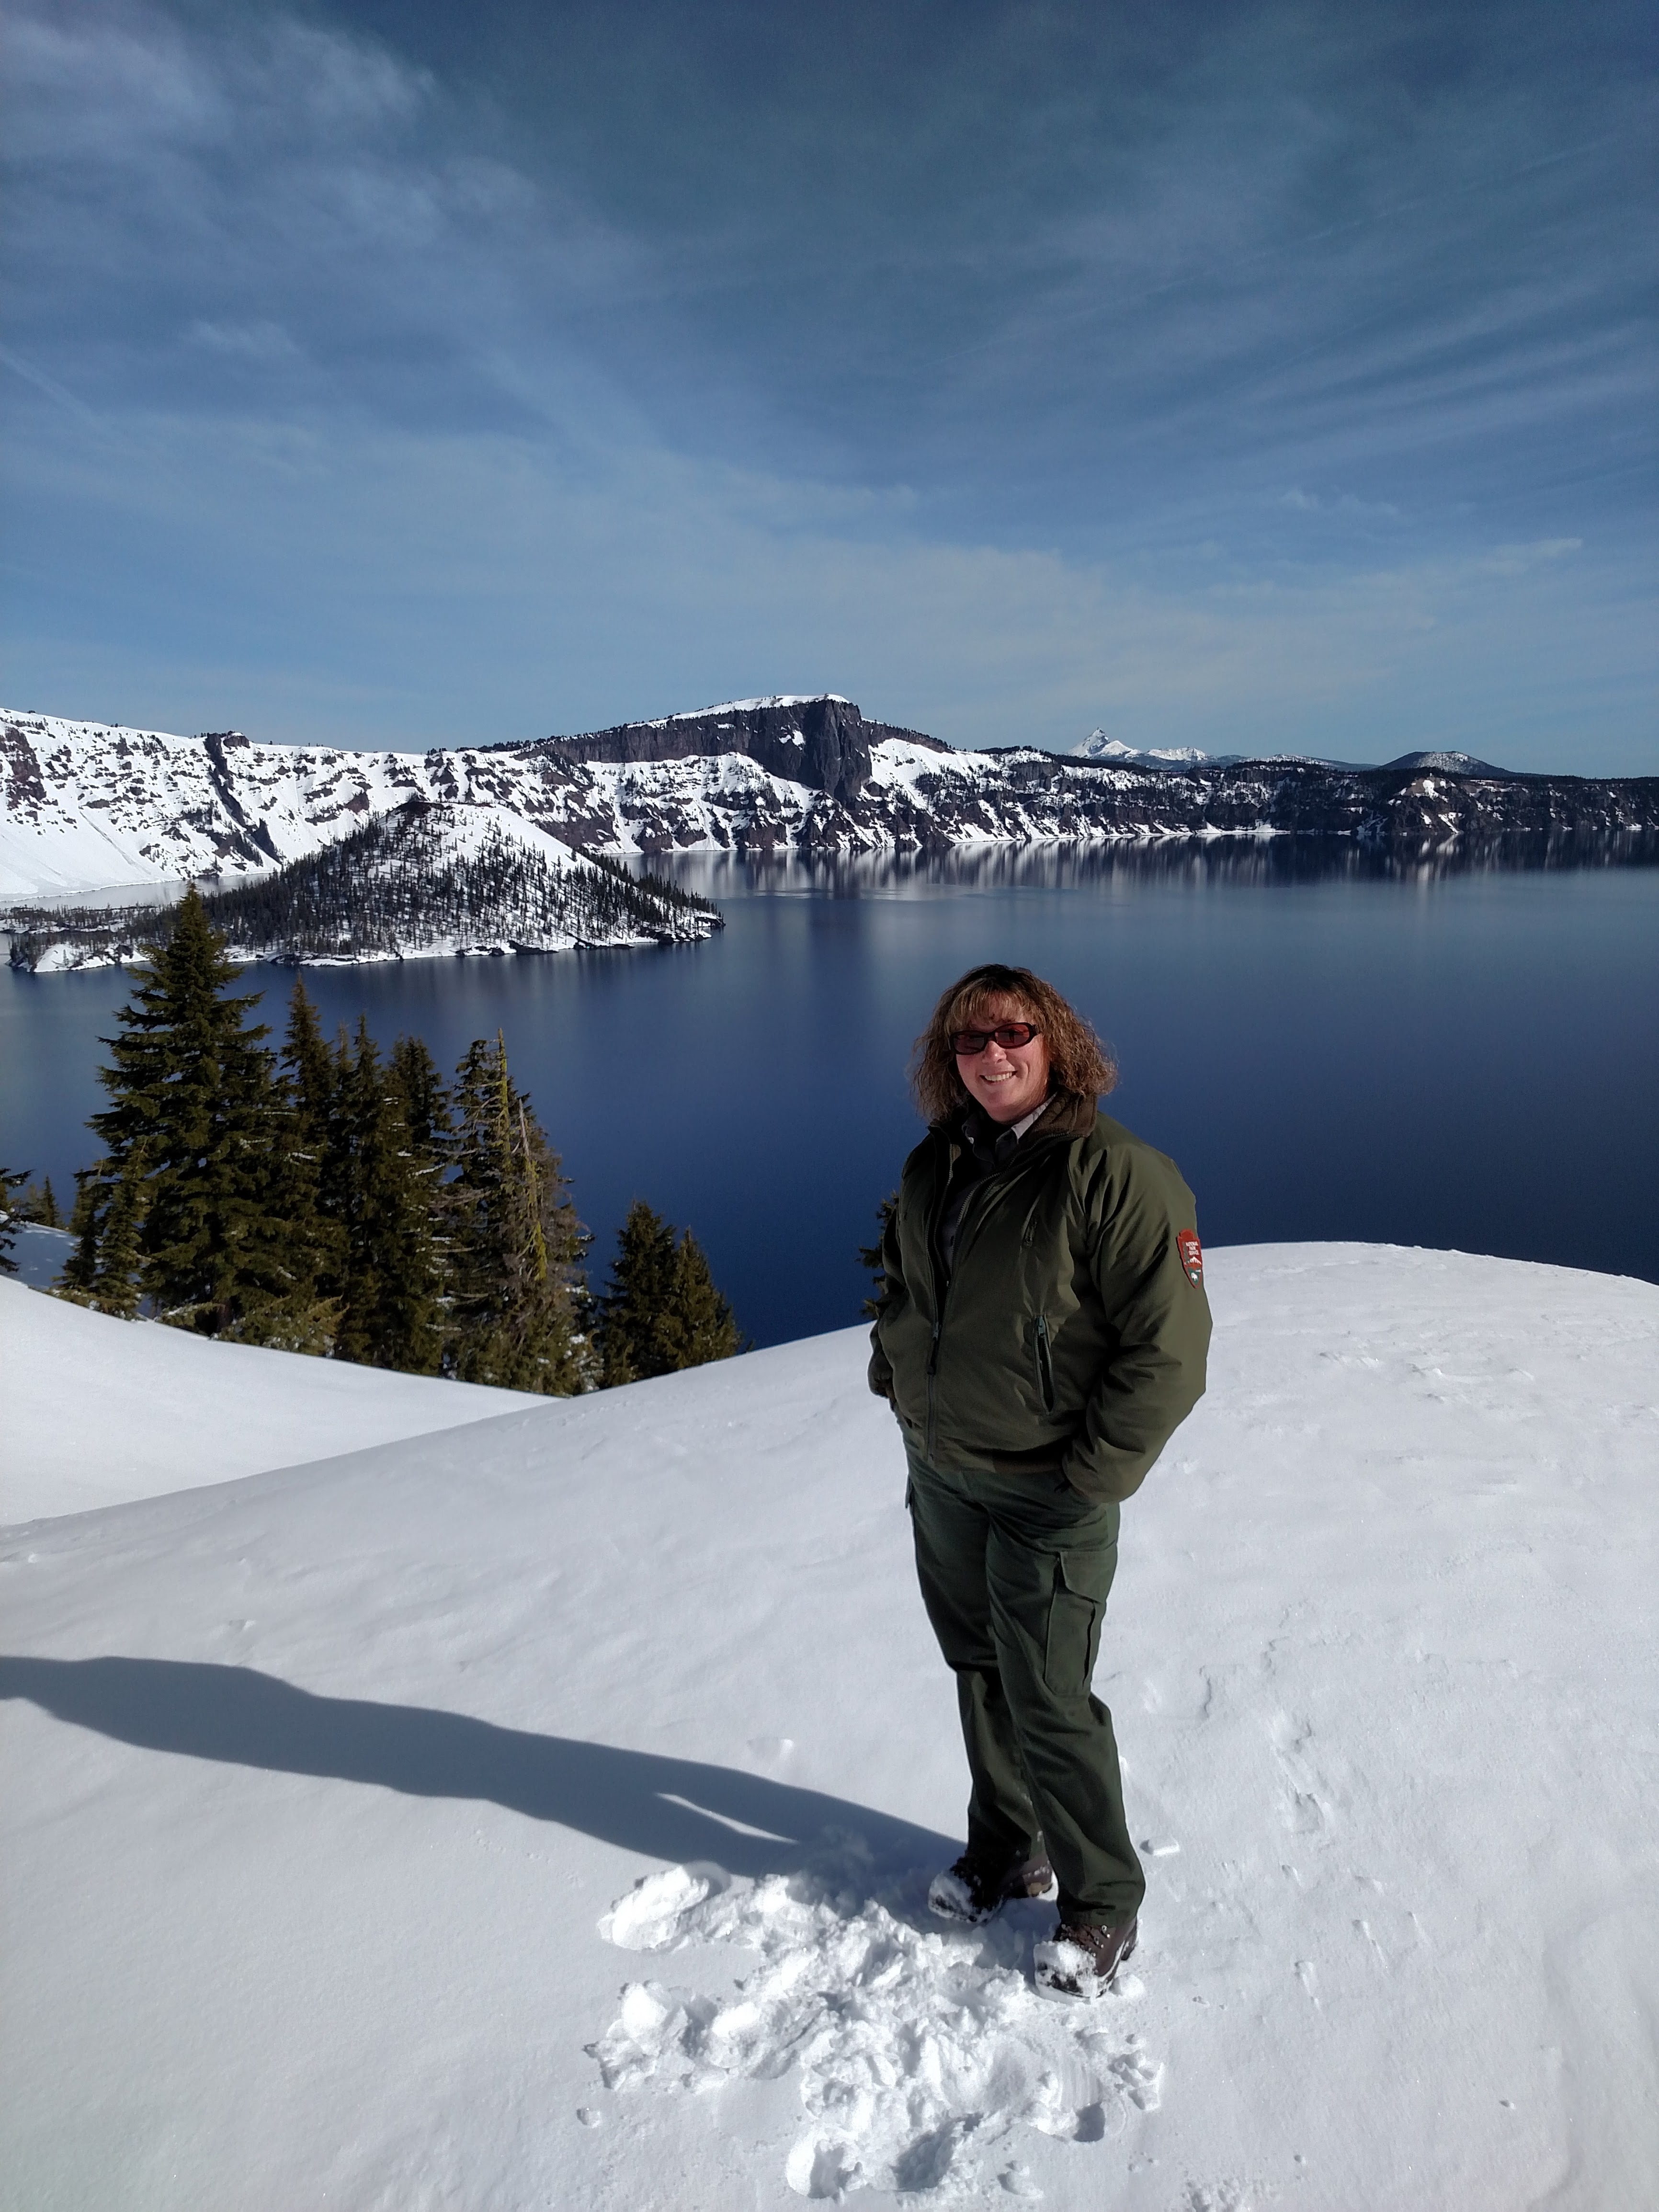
top-left (526, 695), bottom-right (945, 805)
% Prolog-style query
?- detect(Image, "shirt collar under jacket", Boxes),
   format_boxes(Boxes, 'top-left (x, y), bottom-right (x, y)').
top-left (958, 1097), bottom-right (1049, 1170)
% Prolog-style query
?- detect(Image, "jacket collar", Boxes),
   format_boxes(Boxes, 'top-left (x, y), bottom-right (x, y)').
top-left (936, 1088), bottom-right (1097, 1157)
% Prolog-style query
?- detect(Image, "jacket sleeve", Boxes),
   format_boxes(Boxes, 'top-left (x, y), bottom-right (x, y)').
top-left (866, 1201), bottom-right (904, 1402)
top-left (1059, 1145), bottom-right (1212, 1503)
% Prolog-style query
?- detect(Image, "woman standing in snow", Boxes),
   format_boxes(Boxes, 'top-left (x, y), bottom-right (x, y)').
top-left (868, 962), bottom-right (1211, 1998)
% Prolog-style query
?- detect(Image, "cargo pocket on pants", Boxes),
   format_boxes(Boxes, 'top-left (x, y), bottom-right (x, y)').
top-left (1043, 1544), bottom-right (1117, 1695)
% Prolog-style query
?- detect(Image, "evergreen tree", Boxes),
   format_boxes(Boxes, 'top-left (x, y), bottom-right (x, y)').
top-left (595, 1201), bottom-right (745, 1383)
top-left (86, 888), bottom-right (291, 1335)
top-left (447, 1031), bottom-right (590, 1393)
top-left (389, 1034), bottom-right (451, 1161)
top-left (257, 977), bottom-right (344, 1347)
top-left (13, 1176), bottom-right (62, 1226)
top-left (228, 1085), bottom-right (337, 1354)
top-left (0, 1166), bottom-right (26, 1276)
top-left (333, 1018), bottom-right (443, 1373)
top-left (282, 978), bottom-right (349, 1288)
top-left (857, 1192), bottom-right (899, 1319)
top-left (57, 1166), bottom-right (103, 1299)
top-left (594, 1201), bottom-right (678, 1386)
top-left (282, 976), bottom-right (337, 1135)
top-left (84, 1144), bottom-right (149, 1320)
top-left (665, 1225), bottom-right (746, 1368)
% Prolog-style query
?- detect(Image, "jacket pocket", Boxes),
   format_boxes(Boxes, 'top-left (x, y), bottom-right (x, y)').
top-left (1043, 1543), bottom-right (1117, 1695)
top-left (1033, 1314), bottom-right (1056, 1412)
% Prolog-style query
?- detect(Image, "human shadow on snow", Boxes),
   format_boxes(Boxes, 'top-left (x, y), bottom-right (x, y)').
top-left (0, 1654), bottom-right (953, 1887)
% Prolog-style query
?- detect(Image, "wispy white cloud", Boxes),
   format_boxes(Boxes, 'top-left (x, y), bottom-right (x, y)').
top-left (0, 0), bottom-right (1652, 771)
top-left (187, 321), bottom-right (302, 362)
top-left (1280, 489), bottom-right (1402, 519)
top-left (3, 398), bottom-right (1648, 769)
top-left (0, 342), bottom-right (103, 425)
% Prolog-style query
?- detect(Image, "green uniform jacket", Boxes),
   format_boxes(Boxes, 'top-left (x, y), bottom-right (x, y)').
top-left (868, 1093), bottom-right (1212, 1504)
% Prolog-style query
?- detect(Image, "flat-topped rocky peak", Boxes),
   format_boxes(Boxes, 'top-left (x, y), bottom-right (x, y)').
top-left (528, 694), bottom-right (947, 803)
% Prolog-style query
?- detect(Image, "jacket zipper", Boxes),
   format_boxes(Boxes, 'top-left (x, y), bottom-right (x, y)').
top-left (1034, 1314), bottom-right (1055, 1412)
top-left (926, 1317), bottom-right (941, 1461)
top-left (924, 1140), bottom-right (1047, 1462)
top-left (926, 1163), bottom-right (986, 1465)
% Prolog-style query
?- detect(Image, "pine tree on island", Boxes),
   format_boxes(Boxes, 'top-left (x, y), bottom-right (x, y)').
top-left (596, 1200), bottom-right (745, 1384)
top-left (446, 1031), bottom-right (590, 1393)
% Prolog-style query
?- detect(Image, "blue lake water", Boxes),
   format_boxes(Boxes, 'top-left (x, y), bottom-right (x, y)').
top-left (3, 846), bottom-right (1656, 1347)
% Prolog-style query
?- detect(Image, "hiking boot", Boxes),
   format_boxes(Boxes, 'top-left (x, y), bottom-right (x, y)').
top-left (1033, 1916), bottom-right (1139, 1998)
top-left (928, 1850), bottom-right (1058, 1927)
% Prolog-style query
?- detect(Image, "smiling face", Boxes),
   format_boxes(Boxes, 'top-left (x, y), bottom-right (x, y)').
top-left (954, 992), bottom-right (1052, 1124)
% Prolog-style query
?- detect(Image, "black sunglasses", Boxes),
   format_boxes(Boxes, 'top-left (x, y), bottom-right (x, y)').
top-left (952, 1023), bottom-right (1040, 1056)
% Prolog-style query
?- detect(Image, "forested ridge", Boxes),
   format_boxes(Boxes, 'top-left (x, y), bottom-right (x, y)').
top-left (0, 889), bottom-right (742, 1394)
top-left (7, 802), bottom-right (721, 972)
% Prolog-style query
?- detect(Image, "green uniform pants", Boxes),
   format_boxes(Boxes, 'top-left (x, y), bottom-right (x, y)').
top-left (906, 1447), bottom-right (1145, 1926)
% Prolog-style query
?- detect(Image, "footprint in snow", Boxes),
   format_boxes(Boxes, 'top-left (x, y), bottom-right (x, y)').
top-left (588, 1843), bottom-right (1162, 2201)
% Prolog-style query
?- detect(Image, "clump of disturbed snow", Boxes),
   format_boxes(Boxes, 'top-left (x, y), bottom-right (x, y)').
top-left (590, 1846), bottom-right (1159, 2201)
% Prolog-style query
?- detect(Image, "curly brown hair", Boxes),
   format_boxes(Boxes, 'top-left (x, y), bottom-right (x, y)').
top-left (909, 962), bottom-right (1118, 1125)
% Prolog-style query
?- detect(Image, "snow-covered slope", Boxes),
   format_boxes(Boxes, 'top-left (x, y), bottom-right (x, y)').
top-left (0, 711), bottom-right (432, 893)
top-left (0, 706), bottom-right (859, 894)
top-left (11, 801), bottom-right (721, 971)
top-left (3, 1245), bottom-right (1655, 2209)
top-left (0, 1277), bottom-right (541, 1520)
top-left (9, 707), bottom-right (1652, 896)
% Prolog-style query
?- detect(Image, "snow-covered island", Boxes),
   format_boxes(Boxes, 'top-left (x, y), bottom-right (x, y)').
top-left (3, 1243), bottom-right (1654, 2208)
top-left (6, 801), bottom-right (721, 972)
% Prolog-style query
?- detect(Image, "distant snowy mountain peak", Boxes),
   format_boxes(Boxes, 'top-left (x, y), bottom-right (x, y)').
top-left (1070, 730), bottom-right (1220, 769)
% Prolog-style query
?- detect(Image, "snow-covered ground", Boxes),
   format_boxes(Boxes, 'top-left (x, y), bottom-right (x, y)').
top-left (0, 1276), bottom-right (541, 1520)
top-left (2, 1245), bottom-right (1656, 2209)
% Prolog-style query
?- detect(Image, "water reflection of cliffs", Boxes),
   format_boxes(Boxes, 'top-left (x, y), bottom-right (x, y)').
top-left (666, 830), bottom-right (1659, 903)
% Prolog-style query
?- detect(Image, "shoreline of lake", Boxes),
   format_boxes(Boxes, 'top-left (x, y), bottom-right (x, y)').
top-left (4, 852), bottom-right (1656, 1343)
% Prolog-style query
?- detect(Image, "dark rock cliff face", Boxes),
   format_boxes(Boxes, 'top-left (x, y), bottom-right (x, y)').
top-left (1, 719), bottom-right (51, 815)
top-left (202, 732), bottom-right (282, 867)
top-left (527, 696), bottom-right (945, 805)
top-left (822, 753), bottom-right (1659, 856)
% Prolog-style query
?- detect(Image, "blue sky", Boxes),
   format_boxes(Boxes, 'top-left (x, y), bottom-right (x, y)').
top-left (2, 0), bottom-right (1654, 768)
